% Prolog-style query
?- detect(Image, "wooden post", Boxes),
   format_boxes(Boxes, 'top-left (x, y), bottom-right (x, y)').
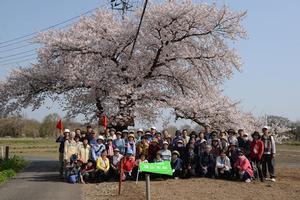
top-left (118, 158), bottom-right (124, 195)
top-left (145, 174), bottom-right (151, 200)
top-left (1, 146), bottom-right (3, 159)
top-left (5, 146), bottom-right (9, 160)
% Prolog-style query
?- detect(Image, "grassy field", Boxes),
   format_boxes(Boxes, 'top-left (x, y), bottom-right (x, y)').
top-left (0, 138), bottom-right (58, 159)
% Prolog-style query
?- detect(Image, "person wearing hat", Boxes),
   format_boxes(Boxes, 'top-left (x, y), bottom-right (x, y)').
top-left (145, 130), bottom-right (153, 142)
top-left (110, 148), bottom-right (124, 178)
top-left (122, 129), bottom-right (129, 141)
top-left (126, 134), bottom-right (136, 156)
top-left (220, 136), bottom-right (229, 152)
top-left (91, 135), bottom-right (106, 161)
top-left (171, 150), bottom-right (183, 179)
top-left (106, 136), bottom-right (115, 160)
top-left (64, 131), bottom-right (79, 164)
top-left (215, 150), bottom-right (231, 180)
top-left (238, 132), bottom-right (251, 158)
top-left (78, 138), bottom-right (91, 164)
top-left (86, 125), bottom-right (93, 142)
top-left (56, 128), bottom-right (70, 176)
top-left (137, 136), bottom-right (149, 157)
top-left (198, 145), bottom-right (215, 178)
top-left (261, 126), bottom-right (276, 182)
top-left (121, 149), bottom-right (136, 181)
top-left (250, 131), bottom-right (264, 182)
top-left (136, 129), bottom-right (144, 143)
top-left (173, 139), bottom-right (185, 160)
top-left (110, 128), bottom-right (117, 140)
top-left (150, 126), bottom-right (157, 135)
top-left (113, 131), bottom-right (126, 155)
top-left (96, 150), bottom-right (110, 182)
top-left (234, 150), bottom-right (254, 183)
top-left (159, 141), bottom-right (172, 161)
top-left (148, 138), bottom-right (161, 162)
top-left (184, 144), bottom-right (196, 178)
top-left (172, 130), bottom-right (182, 147)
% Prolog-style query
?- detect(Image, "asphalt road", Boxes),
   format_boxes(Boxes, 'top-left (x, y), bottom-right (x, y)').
top-left (0, 157), bottom-right (81, 200)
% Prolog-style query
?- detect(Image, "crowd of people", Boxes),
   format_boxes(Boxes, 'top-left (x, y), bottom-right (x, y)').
top-left (55, 125), bottom-right (276, 184)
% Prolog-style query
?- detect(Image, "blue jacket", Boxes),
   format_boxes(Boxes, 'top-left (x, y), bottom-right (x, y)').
top-left (91, 143), bottom-right (105, 161)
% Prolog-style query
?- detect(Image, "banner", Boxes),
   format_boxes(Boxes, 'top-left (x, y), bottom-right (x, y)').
top-left (56, 119), bottom-right (63, 130)
top-left (139, 161), bottom-right (173, 175)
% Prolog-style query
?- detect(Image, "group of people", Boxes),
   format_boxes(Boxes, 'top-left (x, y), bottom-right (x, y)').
top-left (55, 124), bottom-right (276, 184)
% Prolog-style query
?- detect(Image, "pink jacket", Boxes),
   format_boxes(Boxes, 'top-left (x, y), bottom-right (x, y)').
top-left (234, 155), bottom-right (254, 177)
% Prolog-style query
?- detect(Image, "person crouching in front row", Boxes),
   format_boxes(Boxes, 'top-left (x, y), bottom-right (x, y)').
top-left (215, 151), bottom-right (231, 180)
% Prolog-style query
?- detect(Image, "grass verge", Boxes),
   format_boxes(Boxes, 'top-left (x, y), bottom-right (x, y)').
top-left (0, 155), bottom-right (27, 183)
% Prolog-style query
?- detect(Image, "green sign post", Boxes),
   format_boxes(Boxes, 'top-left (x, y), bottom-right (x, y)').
top-left (139, 161), bottom-right (173, 175)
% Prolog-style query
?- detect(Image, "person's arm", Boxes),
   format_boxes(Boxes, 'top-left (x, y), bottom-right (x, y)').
top-left (91, 147), bottom-right (96, 161)
top-left (258, 141), bottom-right (264, 160)
top-left (105, 159), bottom-right (110, 171)
top-left (271, 136), bottom-right (276, 155)
top-left (63, 141), bottom-right (68, 161)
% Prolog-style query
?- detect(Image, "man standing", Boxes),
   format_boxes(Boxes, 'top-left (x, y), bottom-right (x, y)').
top-left (261, 126), bottom-right (276, 182)
top-left (56, 129), bottom-right (70, 177)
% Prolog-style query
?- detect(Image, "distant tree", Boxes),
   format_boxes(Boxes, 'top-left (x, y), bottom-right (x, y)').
top-left (39, 113), bottom-right (60, 137)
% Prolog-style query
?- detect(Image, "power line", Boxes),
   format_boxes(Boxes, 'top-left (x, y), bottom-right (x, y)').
top-left (0, 8), bottom-right (98, 48)
top-left (0, 49), bottom-right (36, 60)
top-left (0, 43), bottom-right (38, 53)
top-left (0, 53), bottom-right (36, 64)
top-left (0, 58), bottom-right (36, 67)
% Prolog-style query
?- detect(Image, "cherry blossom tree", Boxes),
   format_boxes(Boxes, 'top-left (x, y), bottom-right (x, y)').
top-left (0, 1), bottom-right (248, 130)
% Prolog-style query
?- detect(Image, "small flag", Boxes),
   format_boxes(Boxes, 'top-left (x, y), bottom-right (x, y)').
top-left (56, 119), bottom-right (63, 130)
top-left (99, 115), bottom-right (108, 129)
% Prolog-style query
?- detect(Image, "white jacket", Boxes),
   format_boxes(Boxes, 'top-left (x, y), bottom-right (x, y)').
top-left (215, 156), bottom-right (231, 171)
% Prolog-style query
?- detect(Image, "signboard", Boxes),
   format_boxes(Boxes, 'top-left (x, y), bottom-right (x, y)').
top-left (139, 161), bottom-right (173, 175)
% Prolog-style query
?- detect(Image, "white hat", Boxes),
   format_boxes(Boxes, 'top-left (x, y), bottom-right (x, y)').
top-left (97, 135), bottom-right (104, 141)
top-left (200, 139), bottom-right (207, 144)
top-left (163, 141), bottom-right (169, 145)
top-left (263, 126), bottom-right (269, 130)
top-left (151, 126), bottom-right (156, 130)
top-left (137, 128), bottom-right (144, 132)
top-left (64, 129), bottom-right (70, 133)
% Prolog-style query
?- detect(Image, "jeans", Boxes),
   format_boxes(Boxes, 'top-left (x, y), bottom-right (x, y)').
top-left (262, 154), bottom-right (275, 179)
top-left (251, 158), bottom-right (263, 180)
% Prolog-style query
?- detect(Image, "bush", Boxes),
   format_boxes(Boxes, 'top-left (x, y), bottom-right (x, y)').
top-left (0, 169), bottom-right (16, 183)
top-left (0, 156), bottom-right (26, 183)
top-left (0, 155), bottom-right (27, 172)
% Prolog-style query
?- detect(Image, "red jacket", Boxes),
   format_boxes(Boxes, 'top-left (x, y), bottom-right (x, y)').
top-left (122, 156), bottom-right (136, 172)
top-left (250, 139), bottom-right (264, 160)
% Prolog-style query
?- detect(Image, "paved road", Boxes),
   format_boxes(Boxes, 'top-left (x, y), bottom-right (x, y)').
top-left (0, 158), bottom-right (81, 200)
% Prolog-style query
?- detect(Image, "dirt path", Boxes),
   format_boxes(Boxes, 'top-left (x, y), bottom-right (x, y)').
top-left (0, 158), bottom-right (81, 200)
top-left (83, 167), bottom-right (300, 200)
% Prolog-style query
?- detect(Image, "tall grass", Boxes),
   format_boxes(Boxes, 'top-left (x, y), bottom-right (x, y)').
top-left (0, 155), bottom-right (27, 183)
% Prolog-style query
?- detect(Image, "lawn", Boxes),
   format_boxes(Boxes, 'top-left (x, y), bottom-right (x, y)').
top-left (0, 138), bottom-right (58, 160)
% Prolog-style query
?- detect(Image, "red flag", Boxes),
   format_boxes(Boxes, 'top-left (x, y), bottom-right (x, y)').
top-left (100, 115), bottom-right (107, 129)
top-left (56, 119), bottom-right (63, 130)
top-left (103, 115), bottom-right (107, 129)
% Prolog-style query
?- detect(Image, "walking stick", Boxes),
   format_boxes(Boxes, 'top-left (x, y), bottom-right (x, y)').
top-left (118, 157), bottom-right (124, 195)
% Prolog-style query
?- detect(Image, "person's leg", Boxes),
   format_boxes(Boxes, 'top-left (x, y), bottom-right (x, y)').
top-left (59, 153), bottom-right (64, 176)
top-left (267, 154), bottom-right (276, 179)
top-left (242, 171), bottom-right (251, 182)
top-left (261, 154), bottom-right (267, 179)
top-left (255, 159), bottom-right (263, 181)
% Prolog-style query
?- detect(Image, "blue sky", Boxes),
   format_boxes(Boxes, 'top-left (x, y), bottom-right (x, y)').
top-left (0, 0), bottom-right (299, 125)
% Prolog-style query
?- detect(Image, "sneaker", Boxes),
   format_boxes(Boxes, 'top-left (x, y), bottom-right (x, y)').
top-left (265, 178), bottom-right (271, 181)
top-left (245, 178), bottom-right (251, 183)
top-left (270, 178), bottom-right (276, 182)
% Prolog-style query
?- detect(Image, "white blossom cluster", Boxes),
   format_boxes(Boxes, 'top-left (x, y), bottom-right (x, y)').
top-left (0, 1), bottom-right (261, 129)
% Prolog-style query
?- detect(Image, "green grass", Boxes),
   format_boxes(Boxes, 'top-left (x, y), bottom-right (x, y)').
top-left (0, 155), bottom-right (27, 183)
top-left (0, 138), bottom-right (58, 159)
